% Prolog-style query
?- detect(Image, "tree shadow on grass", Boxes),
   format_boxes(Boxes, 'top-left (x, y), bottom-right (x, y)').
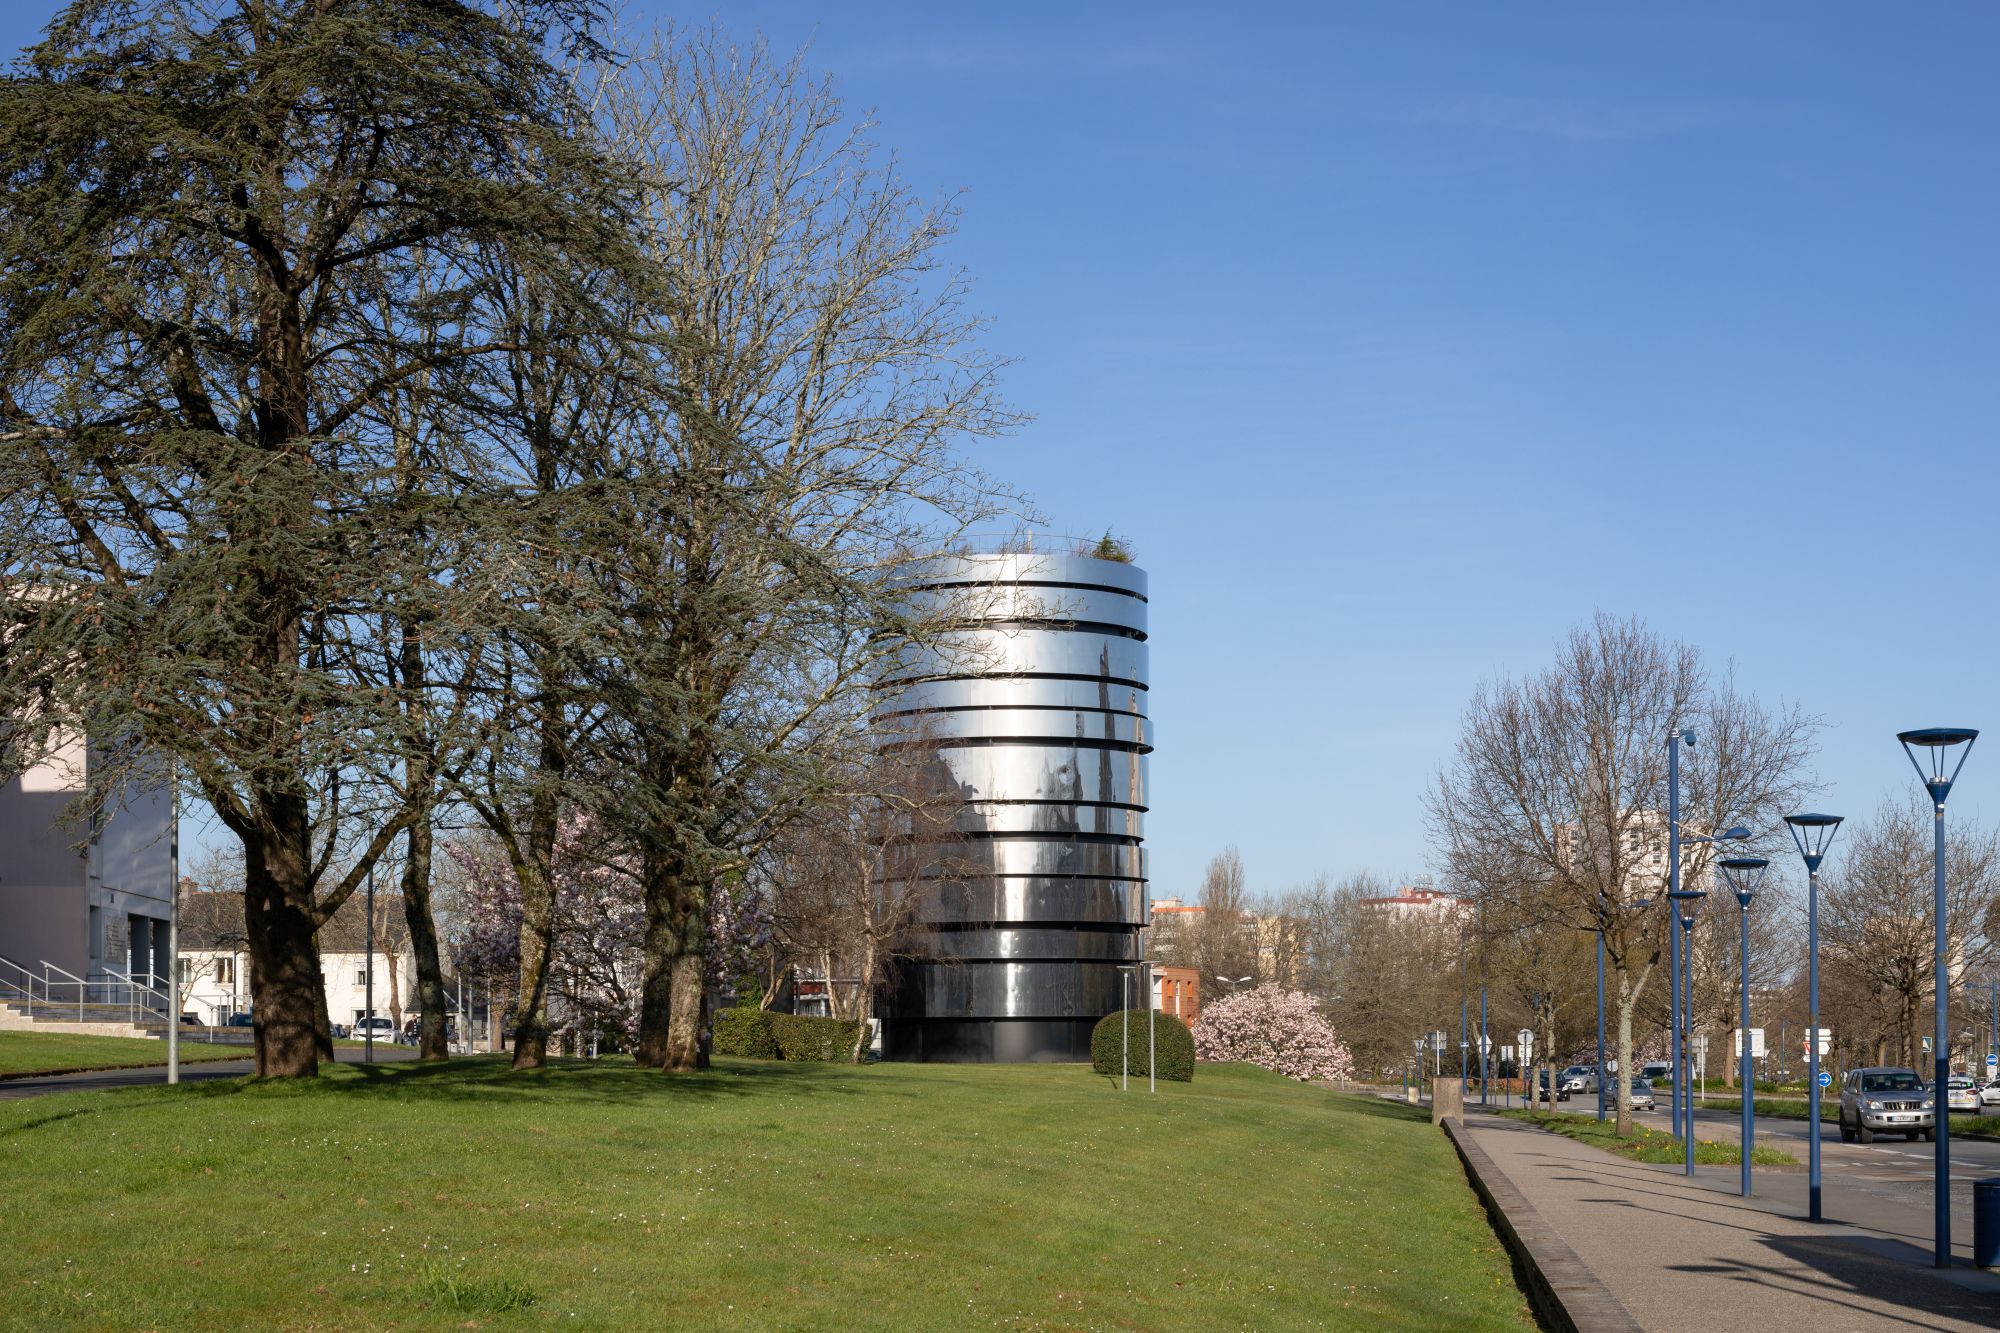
top-left (1323, 1092), bottom-right (1434, 1124)
top-left (170, 1053), bottom-right (887, 1110)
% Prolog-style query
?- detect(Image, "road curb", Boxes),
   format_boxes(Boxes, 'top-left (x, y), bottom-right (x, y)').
top-left (1441, 1116), bottom-right (1643, 1333)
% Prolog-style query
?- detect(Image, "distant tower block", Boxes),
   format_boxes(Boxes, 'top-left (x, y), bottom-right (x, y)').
top-left (876, 551), bottom-right (1151, 1062)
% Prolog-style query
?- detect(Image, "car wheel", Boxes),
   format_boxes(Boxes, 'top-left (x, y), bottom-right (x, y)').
top-left (1858, 1124), bottom-right (1874, 1144)
top-left (1924, 1129), bottom-right (1937, 1142)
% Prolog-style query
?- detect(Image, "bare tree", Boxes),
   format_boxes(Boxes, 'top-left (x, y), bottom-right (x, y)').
top-left (1429, 613), bottom-right (1816, 1135)
top-left (1821, 795), bottom-right (2000, 1069)
top-left (767, 733), bottom-right (972, 1062)
top-left (573, 23), bottom-right (1020, 1072)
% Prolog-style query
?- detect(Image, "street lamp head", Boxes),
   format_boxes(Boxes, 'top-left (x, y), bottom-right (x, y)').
top-left (1898, 727), bottom-right (1979, 806)
top-left (1718, 855), bottom-right (1770, 909)
top-left (1718, 826), bottom-right (1753, 842)
top-left (1784, 811), bottom-right (1844, 872)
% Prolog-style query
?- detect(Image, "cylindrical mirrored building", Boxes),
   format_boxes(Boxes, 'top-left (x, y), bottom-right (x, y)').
top-left (876, 552), bottom-right (1151, 1062)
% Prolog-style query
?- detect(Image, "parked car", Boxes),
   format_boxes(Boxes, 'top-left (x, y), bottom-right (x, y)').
top-left (353, 1016), bottom-right (398, 1042)
top-left (178, 1013), bottom-right (201, 1025)
top-left (1981, 1078), bottom-right (2000, 1107)
top-left (329, 1022), bottom-right (351, 1039)
top-left (1947, 1077), bottom-right (1982, 1113)
top-left (224, 1012), bottom-right (254, 1027)
top-left (1839, 1067), bottom-right (1935, 1143)
top-left (1628, 1077), bottom-right (1657, 1111)
top-left (1555, 1065), bottom-right (1597, 1100)
top-left (1640, 1060), bottom-right (1674, 1083)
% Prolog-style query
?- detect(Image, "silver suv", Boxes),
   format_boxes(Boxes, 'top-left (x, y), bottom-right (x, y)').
top-left (1839, 1067), bottom-right (1935, 1143)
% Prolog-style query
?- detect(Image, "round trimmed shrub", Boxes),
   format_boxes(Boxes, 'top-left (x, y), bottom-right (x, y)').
top-left (1090, 1009), bottom-right (1194, 1081)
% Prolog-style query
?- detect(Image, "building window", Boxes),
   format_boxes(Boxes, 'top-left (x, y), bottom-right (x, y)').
top-left (216, 958), bottom-right (233, 986)
top-left (355, 968), bottom-right (368, 986)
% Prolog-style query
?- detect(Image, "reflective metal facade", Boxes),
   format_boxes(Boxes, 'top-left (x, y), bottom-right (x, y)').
top-left (877, 553), bottom-right (1150, 1062)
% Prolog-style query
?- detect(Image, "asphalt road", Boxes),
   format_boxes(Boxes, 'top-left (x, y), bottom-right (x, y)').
top-left (0, 1042), bottom-right (421, 1100)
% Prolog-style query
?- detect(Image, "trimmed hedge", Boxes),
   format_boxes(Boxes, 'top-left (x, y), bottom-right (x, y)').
top-left (712, 1008), bottom-right (864, 1062)
top-left (1091, 1010), bottom-right (1194, 1082)
top-left (712, 1007), bottom-right (780, 1059)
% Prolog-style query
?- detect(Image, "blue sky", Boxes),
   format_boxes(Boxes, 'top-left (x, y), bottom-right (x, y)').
top-left (8, 3), bottom-right (1996, 900)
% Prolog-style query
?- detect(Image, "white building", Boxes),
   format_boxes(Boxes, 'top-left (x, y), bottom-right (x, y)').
top-left (180, 947), bottom-right (418, 1028)
top-left (0, 729), bottom-right (173, 990)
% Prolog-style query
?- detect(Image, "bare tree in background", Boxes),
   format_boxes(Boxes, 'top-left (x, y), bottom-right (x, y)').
top-left (579, 24), bottom-right (1020, 1072)
top-left (766, 732), bottom-right (972, 1062)
top-left (1429, 613), bottom-right (1816, 1135)
top-left (1821, 795), bottom-right (2000, 1068)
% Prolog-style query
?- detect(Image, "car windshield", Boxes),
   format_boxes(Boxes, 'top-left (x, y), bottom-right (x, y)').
top-left (1630, 1079), bottom-right (1652, 1090)
top-left (1861, 1072), bottom-right (1924, 1092)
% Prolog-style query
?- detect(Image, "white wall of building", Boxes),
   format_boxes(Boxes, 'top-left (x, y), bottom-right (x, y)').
top-left (180, 948), bottom-right (419, 1026)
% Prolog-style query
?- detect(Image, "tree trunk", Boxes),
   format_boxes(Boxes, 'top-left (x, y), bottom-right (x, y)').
top-left (511, 855), bottom-right (556, 1069)
top-left (851, 932), bottom-right (877, 1064)
top-left (311, 934), bottom-right (335, 1061)
top-left (242, 797), bottom-right (321, 1078)
top-left (664, 947), bottom-right (704, 1072)
top-left (1615, 968), bottom-right (1635, 1137)
top-left (635, 845), bottom-right (680, 1068)
top-left (402, 813), bottom-right (449, 1060)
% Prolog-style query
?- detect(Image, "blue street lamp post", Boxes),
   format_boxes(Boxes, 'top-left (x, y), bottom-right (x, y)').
top-left (1899, 727), bottom-right (1977, 1268)
top-left (1719, 855), bottom-right (1770, 1197)
top-left (1480, 988), bottom-right (1490, 1106)
top-left (1596, 925), bottom-right (1608, 1122)
top-left (1669, 888), bottom-right (1707, 1174)
top-left (1785, 812), bottom-right (1843, 1223)
top-left (1667, 730), bottom-right (1689, 1133)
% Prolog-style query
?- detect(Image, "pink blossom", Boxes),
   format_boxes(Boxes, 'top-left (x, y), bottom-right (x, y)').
top-left (1192, 985), bottom-right (1356, 1082)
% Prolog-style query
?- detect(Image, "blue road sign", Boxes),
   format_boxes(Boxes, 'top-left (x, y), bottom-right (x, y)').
top-left (1817, 1071), bottom-right (1833, 1089)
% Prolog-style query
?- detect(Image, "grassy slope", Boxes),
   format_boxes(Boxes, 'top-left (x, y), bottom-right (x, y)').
top-left (0, 1031), bottom-right (252, 1078)
top-left (0, 1058), bottom-right (1532, 1332)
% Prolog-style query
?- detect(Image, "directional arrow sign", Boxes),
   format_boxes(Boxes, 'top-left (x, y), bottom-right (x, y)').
top-left (1818, 1070), bottom-right (1833, 1089)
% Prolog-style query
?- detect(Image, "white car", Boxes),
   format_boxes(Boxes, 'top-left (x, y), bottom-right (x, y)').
top-left (1980, 1079), bottom-right (2000, 1107)
top-left (353, 1016), bottom-right (398, 1042)
top-left (1947, 1077), bottom-right (1983, 1113)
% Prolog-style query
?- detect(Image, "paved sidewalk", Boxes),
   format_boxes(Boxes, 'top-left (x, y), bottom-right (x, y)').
top-left (0, 1043), bottom-right (420, 1100)
top-left (1462, 1111), bottom-right (2000, 1331)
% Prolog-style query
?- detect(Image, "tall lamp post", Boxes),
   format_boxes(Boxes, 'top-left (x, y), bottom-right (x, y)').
top-left (1595, 915), bottom-right (1608, 1122)
top-left (1785, 811), bottom-right (1843, 1223)
top-left (1667, 729), bottom-right (1690, 1132)
top-left (1668, 885), bottom-right (1707, 1175)
top-left (1718, 855), bottom-right (1769, 1197)
top-left (1898, 726), bottom-right (1978, 1268)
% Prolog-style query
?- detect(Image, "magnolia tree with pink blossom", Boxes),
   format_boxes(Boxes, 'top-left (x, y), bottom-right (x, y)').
top-left (1193, 985), bottom-right (1357, 1083)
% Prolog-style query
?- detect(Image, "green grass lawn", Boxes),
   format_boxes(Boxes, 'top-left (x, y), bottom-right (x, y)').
top-left (0, 1031), bottom-right (252, 1078)
top-left (0, 1057), bottom-right (1533, 1331)
top-left (1499, 1108), bottom-right (1796, 1166)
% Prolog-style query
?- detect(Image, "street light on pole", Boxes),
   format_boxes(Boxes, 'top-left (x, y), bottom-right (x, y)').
top-left (1785, 811), bottom-right (1843, 1223)
top-left (1718, 855), bottom-right (1769, 1198)
top-left (1898, 726), bottom-right (1978, 1269)
top-left (1668, 885), bottom-right (1707, 1175)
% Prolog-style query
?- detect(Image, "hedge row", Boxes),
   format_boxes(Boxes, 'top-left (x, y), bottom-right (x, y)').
top-left (712, 1007), bottom-right (864, 1062)
top-left (1090, 1009), bottom-right (1195, 1081)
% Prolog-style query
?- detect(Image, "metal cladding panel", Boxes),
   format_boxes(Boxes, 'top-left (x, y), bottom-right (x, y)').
top-left (897, 585), bottom-right (1149, 635)
top-left (878, 708), bottom-right (1153, 749)
top-left (876, 555), bottom-right (1150, 1063)
top-left (882, 838), bottom-right (1145, 881)
top-left (895, 552), bottom-right (1148, 600)
top-left (925, 746), bottom-right (1148, 809)
top-left (906, 927), bottom-right (1143, 961)
top-left (883, 629), bottom-right (1147, 689)
top-left (875, 677), bottom-right (1148, 717)
top-left (900, 878), bottom-right (1148, 926)
top-left (894, 960), bottom-right (1135, 1019)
